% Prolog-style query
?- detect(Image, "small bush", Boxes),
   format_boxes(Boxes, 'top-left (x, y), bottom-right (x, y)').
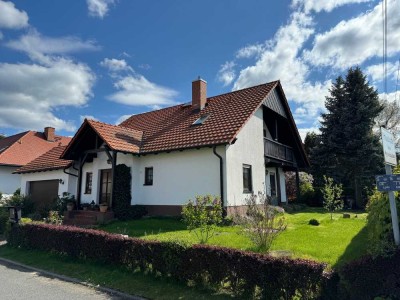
top-left (45, 211), bottom-right (63, 225)
top-left (3, 193), bottom-right (35, 217)
top-left (322, 176), bottom-right (343, 220)
top-left (235, 192), bottom-right (286, 252)
top-left (365, 190), bottom-right (400, 257)
top-left (182, 195), bottom-right (223, 244)
top-left (8, 223), bottom-right (330, 299)
top-left (55, 192), bottom-right (75, 215)
top-left (0, 207), bottom-right (8, 234)
top-left (309, 219), bottom-right (320, 226)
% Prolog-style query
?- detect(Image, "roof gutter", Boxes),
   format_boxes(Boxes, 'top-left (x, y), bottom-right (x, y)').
top-left (213, 146), bottom-right (226, 217)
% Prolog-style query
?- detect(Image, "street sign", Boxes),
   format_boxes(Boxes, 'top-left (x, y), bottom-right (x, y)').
top-left (381, 127), bottom-right (397, 166)
top-left (376, 174), bottom-right (400, 192)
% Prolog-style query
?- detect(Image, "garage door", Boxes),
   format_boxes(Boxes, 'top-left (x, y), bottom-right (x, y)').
top-left (29, 180), bottom-right (59, 214)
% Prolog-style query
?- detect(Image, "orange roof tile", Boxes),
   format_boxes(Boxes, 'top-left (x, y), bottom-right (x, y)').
top-left (0, 131), bottom-right (71, 166)
top-left (15, 146), bottom-right (73, 174)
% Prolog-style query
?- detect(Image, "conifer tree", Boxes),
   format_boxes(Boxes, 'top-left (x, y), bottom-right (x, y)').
top-left (313, 67), bottom-right (383, 207)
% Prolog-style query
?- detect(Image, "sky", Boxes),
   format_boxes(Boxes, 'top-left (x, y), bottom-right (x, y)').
top-left (0, 0), bottom-right (399, 140)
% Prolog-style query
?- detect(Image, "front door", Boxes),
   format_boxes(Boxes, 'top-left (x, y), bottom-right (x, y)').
top-left (100, 169), bottom-right (112, 206)
top-left (269, 172), bottom-right (278, 205)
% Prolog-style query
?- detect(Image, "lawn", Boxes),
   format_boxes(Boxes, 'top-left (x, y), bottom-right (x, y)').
top-left (101, 208), bottom-right (368, 268)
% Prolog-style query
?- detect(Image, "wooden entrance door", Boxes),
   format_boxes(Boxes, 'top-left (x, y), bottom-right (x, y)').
top-left (100, 169), bottom-right (112, 206)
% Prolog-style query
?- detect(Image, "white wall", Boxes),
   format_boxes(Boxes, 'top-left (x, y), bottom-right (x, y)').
top-left (81, 151), bottom-right (133, 204)
top-left (225, 108), bottom-right (287, 206)
top-left (132, 147), bottom-right (223, 205)
top-left (225, 108), bottom-right (266, 206)
top-left (0, 166), bottom-right (21, 194)
top-left (20, 168), bottom-right (77, 197)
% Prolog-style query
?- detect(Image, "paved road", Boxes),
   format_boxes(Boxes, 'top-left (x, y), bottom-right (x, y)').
top-left (0, 260), bottom-right (126, 299)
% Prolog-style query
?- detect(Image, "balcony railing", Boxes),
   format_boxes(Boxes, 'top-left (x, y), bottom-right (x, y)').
top-left (264, 138), bottom-right (294, 163)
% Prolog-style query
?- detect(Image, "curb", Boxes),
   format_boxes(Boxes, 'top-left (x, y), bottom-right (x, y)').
top-left (0, 256), bottom-right (146, 300)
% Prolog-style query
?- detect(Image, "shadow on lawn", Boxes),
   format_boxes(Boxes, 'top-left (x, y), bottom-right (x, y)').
top-left (333, 226), bottom-right (368, 269)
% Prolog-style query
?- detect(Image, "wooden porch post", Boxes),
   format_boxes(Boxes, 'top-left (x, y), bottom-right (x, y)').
top-left (275, 167), bottom-right (281, 205)
top-left (76, 156), bottom-right (82, 208)
top-left (110, 151), bottom-right (117, 209)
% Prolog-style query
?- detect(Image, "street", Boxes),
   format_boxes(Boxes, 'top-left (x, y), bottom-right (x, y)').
top-left (0, 260), bottom-right (126, 299)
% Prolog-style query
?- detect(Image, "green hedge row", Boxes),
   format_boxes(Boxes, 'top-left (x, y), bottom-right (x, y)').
top-left (8, 223), bottom-right (330, 299)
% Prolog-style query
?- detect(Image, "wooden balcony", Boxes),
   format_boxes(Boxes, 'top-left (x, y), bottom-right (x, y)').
top-left (264, 138), bottom-right (294, 163)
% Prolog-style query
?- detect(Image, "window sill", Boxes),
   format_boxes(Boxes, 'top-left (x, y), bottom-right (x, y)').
top-left (84, 193), bottom-right (92, 195)
top-left (243, 190), bottom-right (253, 194)
top-left (143, 184), bottom-right (153, 186)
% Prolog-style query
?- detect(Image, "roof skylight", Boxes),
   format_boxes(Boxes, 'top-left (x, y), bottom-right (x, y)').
top-left (192, 114), bottom-right (210, 126)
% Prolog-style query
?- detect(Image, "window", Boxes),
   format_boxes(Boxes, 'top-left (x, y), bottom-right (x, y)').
top-left (144, 167), bottom-right (153, 185)
top-left (85, 172), bottom-right (92, 194)
top-left (243, 164), bottom-right (253, 193)
top-left (192, 114), bottom-right (210, 126)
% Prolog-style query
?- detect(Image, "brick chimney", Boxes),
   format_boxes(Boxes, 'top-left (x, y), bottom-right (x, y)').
top-left (192, 77), bottom-right (207, 111)
top-left (44, 127), bottom-right (55, 142)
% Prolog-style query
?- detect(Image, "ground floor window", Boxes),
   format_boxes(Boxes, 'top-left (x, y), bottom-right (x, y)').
top-left (85, 172), bottom-right (92, 194)
top-left (270, 172), bottom-right (277, 197)
top-left (243, 164), bottom-right (253, 193)
top-left (144, 167), bottom-right (153, 185)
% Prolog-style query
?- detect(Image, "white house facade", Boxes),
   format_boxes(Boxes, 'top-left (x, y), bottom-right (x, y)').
top-left (57, 79), bottom-right (308, 216)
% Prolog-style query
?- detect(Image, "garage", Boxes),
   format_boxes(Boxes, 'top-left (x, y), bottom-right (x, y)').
top-left (29, 180), bottom-right (59, 214)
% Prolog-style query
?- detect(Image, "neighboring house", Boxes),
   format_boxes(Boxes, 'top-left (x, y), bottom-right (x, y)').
top-left (58, 79), bottom-right (309, 215)
top-left (15, 146), bottom-right (77, 210)
top-left (0, 128), bottom-right (70, 194)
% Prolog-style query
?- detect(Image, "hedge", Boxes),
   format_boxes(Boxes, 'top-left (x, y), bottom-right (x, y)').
top-left (8, 223), bottom-right (330, 299)
top-left (338, 249), bottom-right (400, 299)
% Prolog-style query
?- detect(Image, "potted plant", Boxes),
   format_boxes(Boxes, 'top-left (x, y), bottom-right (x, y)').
top-left (81, 203), bottom-right (90, 211)
top-left (100, 203), bottom-right (108, 213)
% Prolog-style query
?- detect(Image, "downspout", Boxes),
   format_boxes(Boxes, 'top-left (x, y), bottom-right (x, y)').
top-left (63, 163), bottom-right (78, 177)
top-left (213, 146), bottom-right (226, 216)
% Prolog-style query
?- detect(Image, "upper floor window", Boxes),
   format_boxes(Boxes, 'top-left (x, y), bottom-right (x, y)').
top-left (144, 167), bottom-right (153, 185)
top-left (243, 164), bottom-right (253, 193)
top-left (85, 172), bottom-right (93, 194)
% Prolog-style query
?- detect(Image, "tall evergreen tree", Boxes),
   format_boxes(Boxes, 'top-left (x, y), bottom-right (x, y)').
top-left (313, 67), bottom-right (383, 207)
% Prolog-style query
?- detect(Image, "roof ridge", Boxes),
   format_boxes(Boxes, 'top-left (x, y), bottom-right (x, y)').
top-left (120, 81), bottom-right (279, 125)
top-left (87, 118), bottom-right (143, 133)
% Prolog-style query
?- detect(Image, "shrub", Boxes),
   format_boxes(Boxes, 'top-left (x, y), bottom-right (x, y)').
top-left (309, 219), bottom-right (320, 226)
top-left (45, 211), bottom-right (63, 225)
top-left (55, 192), bottom-right (76, 215)
top-left (3, 193), bottom-right (35, 217)
top-left (299, 172), bottom-right (316, 205)
top-left (8, 223), bottom-right (330, 298)
top-left (365, 190), bottom-right (400, 257)
top-left (0, 207), bottom-right (8, 234)
top-left (235, 192), bottom-right (286, 252)
top-left (339, 249), bottom-right (400, 299)
top-left (322, 176), bottom-right (343, 220)
top-left (182, 195), bottom-right (223, 244)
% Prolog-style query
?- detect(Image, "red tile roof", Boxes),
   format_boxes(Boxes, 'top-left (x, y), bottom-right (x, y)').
top-left (119, 81), bottom-right (278, 153)
top-left (15, 146), bottom-right (73, 174)
top-left (0, 131), bottom-right (71, 166)
top-left (87, 119), bottom-right (143, 153)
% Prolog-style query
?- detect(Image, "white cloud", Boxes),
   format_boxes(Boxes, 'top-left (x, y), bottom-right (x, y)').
top-left (100, 58), bottom-right (132, 72)
top-left (291, 0), bottom-right (372, 13)
top-left (236, 44), bottom-right (264, 59)
top-left (109, 75), bottom-right (178, 107)
top-left (0, 0), bottom-right (28, 29)
top-left (297, 127), bottom-right (321, 141)
top-left (87, 0), bottom-right (115, 18)
top-left (115, 114), bottom-right (132, 125)
top-left (366, 62), bottom-right (398, 83)
top-left (217, 61), bottom-right (236, 86)
top-left (233, 12), bottom-right (331, 123)
top-left (7, 30), bottom-right (100, 62)
top-left (304, 0), bottom-right (400, 69)
top-left (0, 58), bottom-right (95, 132)
top-left (80, 115), bottom-right (98, 123)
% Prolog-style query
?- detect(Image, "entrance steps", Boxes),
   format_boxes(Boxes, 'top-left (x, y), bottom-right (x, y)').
top-left (63, 210), bottom-right (114, 226)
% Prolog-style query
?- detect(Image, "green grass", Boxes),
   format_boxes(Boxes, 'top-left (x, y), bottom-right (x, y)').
top-left (0, 245), bottom-right (235, 300)
top-left (101, 208), bottom-right (368, 268)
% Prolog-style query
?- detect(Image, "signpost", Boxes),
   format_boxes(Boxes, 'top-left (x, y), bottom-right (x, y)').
top-left (378, 127), bottom-right (399, 245)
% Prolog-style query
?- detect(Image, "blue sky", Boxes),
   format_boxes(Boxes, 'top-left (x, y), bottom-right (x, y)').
top-left (0, 0), bottom-right (399, 139)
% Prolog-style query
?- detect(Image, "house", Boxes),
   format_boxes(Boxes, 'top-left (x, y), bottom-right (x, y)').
top-left (15, 146), bottom-right (77, 211)
top-left (59, 78), bottom-right (309, 216)
top-left (0, 128), bottom-right (70, 195)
